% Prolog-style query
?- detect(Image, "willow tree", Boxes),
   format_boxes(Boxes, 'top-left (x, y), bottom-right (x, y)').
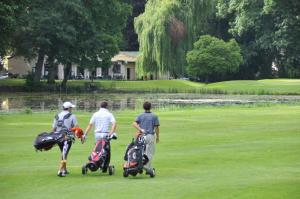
top-left (135, 0), bottom-right (215, 78)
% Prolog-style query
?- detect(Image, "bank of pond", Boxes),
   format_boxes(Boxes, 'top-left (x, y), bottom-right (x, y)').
top-left (1, 79), bottom-right (300, 95)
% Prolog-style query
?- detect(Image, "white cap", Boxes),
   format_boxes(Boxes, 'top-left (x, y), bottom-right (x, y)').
top-left (63, 101), bottom-right (76, 109)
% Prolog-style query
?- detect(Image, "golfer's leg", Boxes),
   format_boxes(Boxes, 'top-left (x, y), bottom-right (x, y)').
top-left (57, 142), bottom-right (64, 174)
top-left (62, 141), bottom-right (69, 160)
top-left (60, 140), bottom-right (72, 173)
top-left (145, 135), bottom-right (155, 170)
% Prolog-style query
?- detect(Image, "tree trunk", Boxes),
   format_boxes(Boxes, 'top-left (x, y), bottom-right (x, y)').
top-left (91, 70), bottom-right (94, 83)
top-left (61, 62), bottom-right (72, 89)
top-left (33, 49), bottom-right (45, 83)
top-left (205, 75), bottom-right (209, 83)
top-left (47, 55), bottom-right (56, 84)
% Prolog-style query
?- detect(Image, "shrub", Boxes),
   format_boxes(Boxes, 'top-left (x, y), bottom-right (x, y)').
top-left (186, 35), bottom-right (243, 82)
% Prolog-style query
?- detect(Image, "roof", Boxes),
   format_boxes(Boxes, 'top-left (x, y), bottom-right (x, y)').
top-left (111, 51), bottom-right (140, 62)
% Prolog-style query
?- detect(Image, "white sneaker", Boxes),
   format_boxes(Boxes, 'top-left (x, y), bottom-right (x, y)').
top-left (57, 170), bottom-right (66, 177)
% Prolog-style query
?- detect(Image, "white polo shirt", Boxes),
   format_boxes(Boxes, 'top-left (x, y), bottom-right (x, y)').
top-left (89, 108), bottom-right (116, 133)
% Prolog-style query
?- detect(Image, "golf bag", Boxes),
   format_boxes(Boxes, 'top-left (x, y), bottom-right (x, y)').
top-left (33, 132), bottom-right (64, 151)
top-left (123, 134), bottom-right (155, 177)
top-left (34, 128), bottom-right (78, 151)
top-left (82, 134), bottom-right (117, 175)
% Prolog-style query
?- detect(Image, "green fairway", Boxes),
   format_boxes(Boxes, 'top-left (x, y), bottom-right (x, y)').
top-left (0, 105), bottom-right (299, 199)
top-left (207, 79), bottom-right (300, 94)
top-left (1, 78), bottom-right (300, 94)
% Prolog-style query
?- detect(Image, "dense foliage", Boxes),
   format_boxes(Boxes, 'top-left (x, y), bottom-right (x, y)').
top-left (122, 0), bottom-right (147, 51)
top-left (187, 35), bottom-right (243, 82)
top-left (0, 0), bottom-right (28, 57)
top-left (217, 0), bottom-right (300, 79)
top-left (135, 0), bottom-right (215, 78)
top-left (1, 0), bottom-right (299, 83)
top-left (1, 0), bottom-right (130, 86)
top-left (135, 0), bottom-right (300, 79)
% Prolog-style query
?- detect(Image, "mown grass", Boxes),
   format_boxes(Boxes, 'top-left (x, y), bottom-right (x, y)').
top-left (0, 78), bottom-right (300, 94)
top-left (0, 105), bottom-right (299, 199)
top-left (207, 79), bottom-right (300, 95)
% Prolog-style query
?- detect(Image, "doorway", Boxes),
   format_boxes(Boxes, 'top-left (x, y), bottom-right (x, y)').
top-left (127, 68), bottom-right (131, 80)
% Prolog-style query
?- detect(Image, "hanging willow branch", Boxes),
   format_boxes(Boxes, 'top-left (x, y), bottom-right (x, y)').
top-left (135, 0), bottom-right (215, 78)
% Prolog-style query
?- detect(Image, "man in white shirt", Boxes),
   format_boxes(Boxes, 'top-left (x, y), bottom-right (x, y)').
top-left (82, 101), bottom-right (116, 172)
top-left (52, 101), bottom-right (78, 177)
top-left (82, 101), bottom-right (117, 142)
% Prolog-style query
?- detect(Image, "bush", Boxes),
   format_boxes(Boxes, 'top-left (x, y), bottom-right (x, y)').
top-left (23, 108), bottom-right (33, 114)
top-left (25, 73), bottom-right (42, 91)
top-left (186, 35), bottom-right (243, 82)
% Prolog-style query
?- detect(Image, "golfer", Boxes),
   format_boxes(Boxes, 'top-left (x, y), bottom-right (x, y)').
top-left (52, 101), bottom-right (78, 177)
top-left (133, 101), bottom-right (160, 174)
top-left (82, 101), bottom-right (117, 142)
top-left (82, 101), bottom-right (117, 172)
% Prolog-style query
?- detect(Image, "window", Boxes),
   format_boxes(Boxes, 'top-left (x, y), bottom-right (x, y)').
top-left (113, 63), bottom-right (121, 73)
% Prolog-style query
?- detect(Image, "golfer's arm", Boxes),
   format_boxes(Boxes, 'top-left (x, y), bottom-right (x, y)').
top-left (110, 122), bottom-right (117, 135)
top-left (52, 119), bottom-right (56, 132)
top-left (84, 123), bottom-right (93, 135)
top-left (133, 121), bottom-right (142, 132)
top-left (155, 126), bottom-right (160, 138)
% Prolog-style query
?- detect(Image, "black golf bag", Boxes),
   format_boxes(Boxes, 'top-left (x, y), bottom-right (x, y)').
top-left (34, 132), bottom-right (64, 151)
top-left (34, 112), bottom-right (75, 151)
top-left (123, 134), bottom-right (155, 177)
top-left (82, 135), bottom-right (117, 175)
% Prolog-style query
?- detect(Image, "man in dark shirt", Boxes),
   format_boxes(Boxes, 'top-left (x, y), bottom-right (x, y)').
top-left (133, 101), bottom-right (160, 174)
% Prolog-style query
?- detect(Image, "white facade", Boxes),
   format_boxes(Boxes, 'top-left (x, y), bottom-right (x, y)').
top-left (7, 51), bottom-right (139, 80)
top-left (58, 64), bottom-right (64, 80)
top-left (84, 68), bottom-right (90, 79)
top-left (96, 67), bottom-right (102, 78)
top-left (71, 65), bottom-right (77, 77)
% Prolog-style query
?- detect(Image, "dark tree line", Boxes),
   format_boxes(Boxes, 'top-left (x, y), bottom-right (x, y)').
top-left (122, 0), bottom-right (147, 51)
top-left (0, 0), bottom-right (131, 87)
top-left (1, 0), bottom-right (299, 83)
top-left (135, 0), bottom-right (300, 81)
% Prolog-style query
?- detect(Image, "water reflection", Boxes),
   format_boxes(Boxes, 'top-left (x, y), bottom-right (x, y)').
top-left (1, 92), bottom-right (300, 112)
top-left (1, 98), bottom-right (9, 111)
top-left (0, 93), bottom-right (141, 112)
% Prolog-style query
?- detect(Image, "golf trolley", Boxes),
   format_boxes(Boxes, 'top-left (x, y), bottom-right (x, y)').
top-left (123, 134), bottom-right (155, 178)
top-left (82, 134), bottom-right (117, 176)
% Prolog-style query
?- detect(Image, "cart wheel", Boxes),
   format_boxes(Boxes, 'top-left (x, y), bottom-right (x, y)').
top-left (149, 168), bottom-right (155, 178)
top-left (82, 166), bottom-right (87, 175)
top-left (108, 165), bottom-right (115, 175)
top-left (123, 169), bottom-right (129, 177)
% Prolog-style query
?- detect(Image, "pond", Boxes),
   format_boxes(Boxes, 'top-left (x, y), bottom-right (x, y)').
top-left (1, 92), bottom-right (300, 112)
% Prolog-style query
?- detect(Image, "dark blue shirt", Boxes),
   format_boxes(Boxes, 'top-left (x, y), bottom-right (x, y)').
top-left (136, 112), bottom-right (160, 135)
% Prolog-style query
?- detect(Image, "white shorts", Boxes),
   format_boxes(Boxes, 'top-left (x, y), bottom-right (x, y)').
top-left (95, 132), bottom-right (109, 141)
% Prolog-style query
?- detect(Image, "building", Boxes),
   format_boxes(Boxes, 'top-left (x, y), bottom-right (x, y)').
top-left (6, 56), bottom-right (34, 77)
top-left (110, 51), bottom-right (138, 80)
top-left (7, 51), bottom-right (139, 80)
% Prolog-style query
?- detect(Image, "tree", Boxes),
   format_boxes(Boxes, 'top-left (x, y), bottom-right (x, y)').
top-left (263, 0), bottom-right (300, 77)
top-left (0, 0), bottom-right (28, 57)
top-left (216, 0), bottom-right (300, 78)
top-left (14, 0), bottom-right (130, 87)
top-left (135, 0), bottom-right (215, 78)
top-left (15, 0), bottom-right (64, 83)
top-left (122, 0), bottom-right (147, 51)
top-left (76, 0), bottom-right (131, 84)
top-left (186, 35), bottom-right (243, 82)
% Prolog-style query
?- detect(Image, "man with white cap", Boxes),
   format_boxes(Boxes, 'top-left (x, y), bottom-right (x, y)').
top-left (52, 101), bottom-right (78, 177)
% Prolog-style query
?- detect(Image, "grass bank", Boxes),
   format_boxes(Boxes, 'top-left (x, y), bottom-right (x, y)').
top-left (0, 105), bottom-right (299, 199)
top-left (1, 78), bottom-right (300, 94)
